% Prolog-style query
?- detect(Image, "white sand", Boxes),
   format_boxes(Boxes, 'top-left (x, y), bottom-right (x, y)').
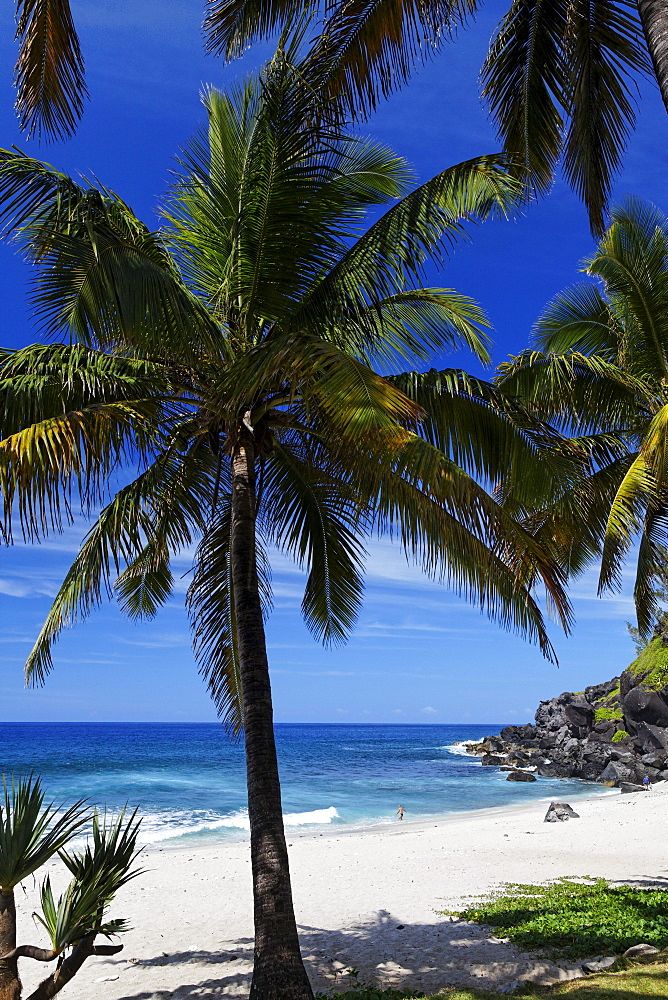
top-left (14, 784), bottom-right (668, 998)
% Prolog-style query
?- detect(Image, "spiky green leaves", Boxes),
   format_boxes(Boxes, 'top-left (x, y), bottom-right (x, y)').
top-left (481, 0), bottom-right (652, 235)
top-left (497, 199), bottom-right (668, 638)
top-left (14, 0), bottom-right (87, 140)
top-left (0, 775), bottom-right (88, 892)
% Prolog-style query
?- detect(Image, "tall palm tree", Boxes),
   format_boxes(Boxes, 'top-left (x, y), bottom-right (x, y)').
top-left (0, 47), bottom-right (573, 999)
top-left (496, 197), bottom-right (668, 639)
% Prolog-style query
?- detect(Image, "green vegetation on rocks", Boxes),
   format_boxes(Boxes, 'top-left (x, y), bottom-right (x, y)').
top-left (593, 686), bottom-right (622, 722)
top-left (443, 879), bottom-right (668, 959)
top-left (627, 638), bottom-right (668, 692)
top-left (594, 706), bottom-right (623, 722)
top-left (612, 730), bottom-right (629, 743)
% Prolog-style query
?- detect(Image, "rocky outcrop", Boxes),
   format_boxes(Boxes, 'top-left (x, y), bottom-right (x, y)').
top-left (464, 630), bottom-right (668, 786)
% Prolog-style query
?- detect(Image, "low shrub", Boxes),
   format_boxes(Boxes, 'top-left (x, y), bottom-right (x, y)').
top-left (443, 878), bottom-right (668, 959)
top-left (612, 730), bottom-right (629, 742)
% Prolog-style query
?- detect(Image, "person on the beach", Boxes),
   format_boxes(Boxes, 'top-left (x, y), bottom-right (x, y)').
top-left (396, 805), bottom-right (405, 820)
top-left (643, 776), bottom-right (652, 791)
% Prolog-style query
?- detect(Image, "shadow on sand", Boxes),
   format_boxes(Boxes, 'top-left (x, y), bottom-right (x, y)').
top-left (108, 908), bottom-right (563, 999)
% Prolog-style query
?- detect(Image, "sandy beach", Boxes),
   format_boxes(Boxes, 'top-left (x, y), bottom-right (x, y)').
top-left (15, 783), bottom-right (668, 999)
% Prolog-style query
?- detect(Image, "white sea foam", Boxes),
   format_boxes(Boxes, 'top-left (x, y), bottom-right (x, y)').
top-left (445, 741), bottom-right (478, 756)
top-left (217, 806), bottom-right (340, 831)
top-left (135, 805), bottom-right (341, 843)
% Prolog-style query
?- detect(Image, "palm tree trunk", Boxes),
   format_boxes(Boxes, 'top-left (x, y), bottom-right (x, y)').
top-left (0, 891), bottom-right (21, 1000)
top-left (230, 429), bottom-right (314, 1000)
top-left (638, 0), bottom-right (668, 113)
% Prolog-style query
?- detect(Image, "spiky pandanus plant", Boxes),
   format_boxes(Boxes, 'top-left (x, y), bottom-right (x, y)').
top-left (0, 775), bottom-right (141, 1000)
top-left (0, 45), bottom-right (576, 1000)
top-left (497, 197), bottom-right (668, 641)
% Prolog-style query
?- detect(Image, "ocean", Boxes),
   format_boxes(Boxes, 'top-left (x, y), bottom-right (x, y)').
top-left (0, 723), bottom-right (607, 845)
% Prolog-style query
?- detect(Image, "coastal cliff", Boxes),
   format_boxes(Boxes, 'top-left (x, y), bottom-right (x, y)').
top-left (467, 630), bottom-right (668, 788)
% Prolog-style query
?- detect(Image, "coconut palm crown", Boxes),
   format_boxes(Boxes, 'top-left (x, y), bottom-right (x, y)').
top-left (497, 197), bottom-right (668, 640)
top-left (0, 46), bottom-right (575, 999)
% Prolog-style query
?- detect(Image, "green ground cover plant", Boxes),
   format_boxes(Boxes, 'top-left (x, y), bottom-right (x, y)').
top-left (612, 731), bottom-right (629, 743)
top-left (443, 879), bottom-right (668, 959)
top-left (594, 707), bottom-right (623, 722)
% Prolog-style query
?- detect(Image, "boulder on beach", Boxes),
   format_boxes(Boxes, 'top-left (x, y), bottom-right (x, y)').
top-left (506, 770), bottom-right (536, 782)
top-left (544, 801), bottom-right (579, 822)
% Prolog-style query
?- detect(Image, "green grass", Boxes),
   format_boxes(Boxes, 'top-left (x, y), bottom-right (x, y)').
top-left (628, 638), bottom-right (668, 691)
top-left (442, 879), bottom-right (668, 959)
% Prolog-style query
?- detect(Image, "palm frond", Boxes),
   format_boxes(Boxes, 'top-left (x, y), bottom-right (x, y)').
top-left (599, 452), bottom-right (655, 591)
top-left (187, 499), bottom-right (273, 733)
top-left (352, 432), bottom-right (570, 660)
top-left (291, 155), bottom-right (525, 339)
top-left (307, 0), bottom-right (480, 119)
top-left (481, 0), bottom-right (569, 197)
top-left (532, 282), bottom-right (618, 357)
top-left (24, 450), bottom-right (211, 686)
top-left (562, 0), bottom-right (650, 235)
top-left (482, 0), bottom-right (650, 233)
top-left (14, 0), bottom-right (87, 141)
top-left (389, 367), bottom-right (578, 507)
top-left (261, 442), bottom-right (366, 644)
top-left (496, 350), bottom-right (650, 435)
top-left (328, 289), bottom-right (492, 367)
top-left (585, 197), bottom-right (668, 379)
top-left (0, 151), bottom-right (221, 358)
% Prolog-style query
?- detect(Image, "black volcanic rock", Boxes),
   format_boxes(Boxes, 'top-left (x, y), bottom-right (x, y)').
top-left (464, 636), bottom-right (668, 786)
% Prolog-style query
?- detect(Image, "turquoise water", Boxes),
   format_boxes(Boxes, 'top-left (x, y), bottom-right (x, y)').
top-left (0, 723), bottom-right (607, 845)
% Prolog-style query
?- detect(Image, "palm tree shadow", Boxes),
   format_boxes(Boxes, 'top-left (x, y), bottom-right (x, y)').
top-left (112, 910), bottom-right (564, 998)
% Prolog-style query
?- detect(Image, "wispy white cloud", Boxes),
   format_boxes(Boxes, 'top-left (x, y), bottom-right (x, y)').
top-left (0, 579), bottom-right (32, 598)
top-left (113, 631), bottom-right (191, 649)
top-left (421, 706), bottom-right (437, 714)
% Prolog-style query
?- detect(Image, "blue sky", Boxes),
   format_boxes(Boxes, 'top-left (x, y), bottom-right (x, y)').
top-left (0, 0), bottom-right (665, 723)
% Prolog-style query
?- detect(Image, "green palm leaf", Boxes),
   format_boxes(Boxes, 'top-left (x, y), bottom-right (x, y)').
top-left (13, 0), bottom-right (86, 141)
top-left (262, 441), bottom-right (367, 644)
top-left (481, 0), bottom-right (651, 234)
top-left (187, 500), bottom-right (273, 733)
top-left (24, 450), bottom-right (212, 686)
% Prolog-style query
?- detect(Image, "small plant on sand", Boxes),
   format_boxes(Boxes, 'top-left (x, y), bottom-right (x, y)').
top-left (316, 968), bottom-right (424, 999)
top-left (443, 878), bottom-right (668, 959)
top-left (0, 774), bottom-right (142, 1000)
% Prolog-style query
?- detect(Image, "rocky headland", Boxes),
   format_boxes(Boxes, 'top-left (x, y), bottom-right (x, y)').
top-left (466, 631), bottom-right (668, 791)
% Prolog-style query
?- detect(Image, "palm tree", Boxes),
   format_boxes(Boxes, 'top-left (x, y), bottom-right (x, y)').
top-left (496, 196), bottom-right (668, 639)
top-left (0, 47), bottom-right (573, 999)
top-left (0, 775), bottom-right (141, 1000)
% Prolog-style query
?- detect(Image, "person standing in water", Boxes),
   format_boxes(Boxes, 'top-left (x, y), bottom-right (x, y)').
top-left (396, 805), bottom-right (406, 820)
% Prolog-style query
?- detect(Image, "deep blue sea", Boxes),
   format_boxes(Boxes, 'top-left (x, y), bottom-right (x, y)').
top-left (0, 723), bottom-right (607, 846)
